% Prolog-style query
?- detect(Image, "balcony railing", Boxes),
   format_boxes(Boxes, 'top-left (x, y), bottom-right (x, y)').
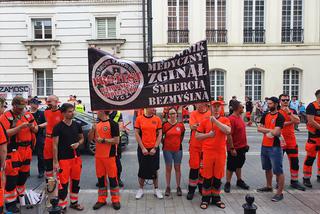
top-left (281, 28), bottom-right (304, 43)
top-left (206, 29), bottom-right (227, 44)
top-left (168, 30), bottom-right (189, 44)
top-left (243, 29), bottom-right (265, 44)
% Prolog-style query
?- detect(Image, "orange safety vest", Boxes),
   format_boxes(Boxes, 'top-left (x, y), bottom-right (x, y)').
top-left (307, 101), bottom-right (320, 134)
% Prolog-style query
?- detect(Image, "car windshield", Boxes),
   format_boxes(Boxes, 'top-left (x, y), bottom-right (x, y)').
top-left (74, 112), bottom-right (95, 123)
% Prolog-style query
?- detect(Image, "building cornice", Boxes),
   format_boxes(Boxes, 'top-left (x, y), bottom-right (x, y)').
top-left (0, 0), bottom-right (142, 6)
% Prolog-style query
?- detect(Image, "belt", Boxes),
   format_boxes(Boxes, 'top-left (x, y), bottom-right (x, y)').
top-left (17, 141), bottom-right (31, 147)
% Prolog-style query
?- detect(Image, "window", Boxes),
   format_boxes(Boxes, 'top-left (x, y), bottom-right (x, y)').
top-left (35, 69), bottom-right (53, 97)
top-left (96, 17), bottom-right (116, 39)
top-left (168, 0), bottom-right (189, 43)
top-left (32, 18), bottom-right (52, 40)
top-left (283, 69), bottom-right (300, 98)
top-left (209, 69), bottom-right (225, 100)
top-left (245, 69), bottom-right (263, 101)
top-left (282, 0), bottom-right (303, 43)
top-left (243, 0), bottom-right (265, 43)
top-left (206, 0), bottom-right (227, 43)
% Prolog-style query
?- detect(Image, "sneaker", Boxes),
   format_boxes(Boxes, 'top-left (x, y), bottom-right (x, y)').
top-left (186, 191), bottom-right (194, 200)
top-left (165, 187), bottom-right (171, 196)
top-left (154, 188), bottom-right (163, 199)
top-left (93, 202), bottom-right (106, 210)
top-left (271, 193), bottom-right (284, 202)
top-left (112, 202), bottom-right (121, 210)
top-left (177, 187), bottom-right (182, 196)
top-left (257, 187), bottom-right (273, 192)
top-left (290, 180), bottom-right (306, 191)
top-left (303, 178), bottom-right (312, 188)
top-left (6, 203), bottom-right (20, 213)
top-left (236, 179), bottom-right (250, 190)
top-left (224, 182), bottom-right (231, 193)
top-left (135, 188), bottom-right (144, 200)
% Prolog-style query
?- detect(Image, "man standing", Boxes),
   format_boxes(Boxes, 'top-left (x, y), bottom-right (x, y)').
top-left (88, 111), bottom-right (121, 210)
top-left (30, 98), bottom-right (46, 178)
top-left (257, 97), bottom-right (285, 202)
top-left (245, 96), bottom-right (253, 126)
top-left (109, 111), bottom-right (124, 187)
top-left (262, 97), bottom-right (269, 113)
top-left (303, 89), bottom-right (320, 188)
top-left (53, 103), bottom-right (84, 212)
top-left (290, 96), bottom-right (300, 131)
top-left (0, 96), bottom-right (38, 213)
top-left (224, 101), bottom-right (250, 193)
top-left (196, 101), bottom-right (231, 209)
top-left (228, 96), bottom-right (237, 115)
top-left (187, 103), bottom-right (211, 200)
top-left (43, 95), bottom-right (63, 179)
top-left (278, 94), bottom-right (305, 191)
top-left (0, 98), bottom-right (8, 214)
top-left (75, 100), bottom-right (85, 113)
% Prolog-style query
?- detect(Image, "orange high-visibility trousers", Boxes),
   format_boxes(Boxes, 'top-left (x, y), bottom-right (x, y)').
top-left (0, 171), bottom-right (4, 214)
top-left (95, 157), bottom-right (120, 203)
top-left (4, 151), bottom-right (20, 206)
top-left (303, 138), bottom-right (320, 178)
top-left (44, 137), bottom-right (54, 178)
top-left (58, 157), bottom-right (82, 209)
top-left (284, 145), bottom-right (300, 181)
top-left (16, 145), bottom-right (32, 196)
top-left (188, 148), bottom-right (203, 194)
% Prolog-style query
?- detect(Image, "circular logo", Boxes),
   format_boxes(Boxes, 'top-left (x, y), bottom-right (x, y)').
top-left (92, 55), bottom-right (144, 106)
top-left (103, 126), bottom-right (108, 131)
top-left (176, 127), bottom-right (181, 132)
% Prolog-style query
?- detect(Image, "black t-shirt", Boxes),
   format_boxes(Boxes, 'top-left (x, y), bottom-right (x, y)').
top-left (306, 102), bottom-right (320, 137)
top-left (246, 101), bottom-right (253, 113)
top-left (31, 110), bottom-right (46, 136)
top-left (52, 120), bottom-right (83, 160)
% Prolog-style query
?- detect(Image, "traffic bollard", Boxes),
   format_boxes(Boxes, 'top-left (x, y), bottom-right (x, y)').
top-left (47, 197), bottom-right (61, 214)
top-left (242, 194), bottom-right (257, 214)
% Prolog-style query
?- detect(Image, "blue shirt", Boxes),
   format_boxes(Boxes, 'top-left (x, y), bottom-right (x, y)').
top-left (290, 100), bottom-right (299, 112)
top-left (299, 105), bottom-right (306, 113)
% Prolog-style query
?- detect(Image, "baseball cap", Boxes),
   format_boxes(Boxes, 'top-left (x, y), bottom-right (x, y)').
top-left (268, 96), bottom-right (279, 104)
top-left (30, 98), bottom-right (41, 105)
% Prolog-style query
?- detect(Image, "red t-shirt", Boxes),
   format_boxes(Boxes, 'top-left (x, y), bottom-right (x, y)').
top-left (228, 115), bottom-right (247, 150)
top-left (162, 122), bottom-right (185, 151)
top-left (278, 108), bottom-right (297, 145)
top-left (197, 116), bottom-right (231, 153)
top-left (44, 108), bottom-right (63, 135)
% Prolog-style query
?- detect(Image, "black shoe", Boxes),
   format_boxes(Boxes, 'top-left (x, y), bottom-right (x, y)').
top-left (236, 179), bottom-right (250, 190)
top-left (224, 182), bottom-right (231, 193)
top-left (186, 192), bottom-right (194, 200)
top-left (119, 180), bottom-right (124, 188)
top-left (290, 180), bottom-right (306, 191)
top-left (112, 202), bottom-right (121, 210)
top-left (303, 178), bottom-right (312, 188)
top-left (317, 176), bottom-right (320, 183)
top-left (6, 203), bottom-right (20, 213)
top-left (96, 182), bottom-right (99, 187)
top-left (93, 202), bottom-right (106, 210)
top-left (38, 172), bottom-right (44, 178)
top-left (271, 193), bottom-right (284, 202)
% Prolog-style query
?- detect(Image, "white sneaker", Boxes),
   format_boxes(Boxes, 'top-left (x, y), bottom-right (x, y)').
top-left (136, 188), bottom-right (144, 200)
top-left (154, 188), bottom-right (163, 199)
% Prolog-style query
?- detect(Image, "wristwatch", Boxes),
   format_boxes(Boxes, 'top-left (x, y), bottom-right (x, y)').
top-left (102, 138), bottom-right (106, 143)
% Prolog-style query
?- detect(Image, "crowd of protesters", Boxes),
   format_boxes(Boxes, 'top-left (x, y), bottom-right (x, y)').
top-left (0, 89), bottom-right (319, 212)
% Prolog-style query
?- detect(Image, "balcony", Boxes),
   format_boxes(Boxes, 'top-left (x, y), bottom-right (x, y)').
top-left (243, 29), bottom-right (265, 44)
top-left (168, 30), bottom-right (189, 44)
top-left (281, 28), bottom-right (304, 43)
top-left (206, 29), bottom-right (227, 44)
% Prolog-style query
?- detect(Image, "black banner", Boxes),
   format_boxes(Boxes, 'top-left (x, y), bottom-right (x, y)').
top-left (88, 40), bottom-right (210, 111)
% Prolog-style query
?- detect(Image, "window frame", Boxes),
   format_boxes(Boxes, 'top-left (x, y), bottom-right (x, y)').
top-left (96, 17), bottom-right (117, 39)
top-left (245, 69), bottom-right (263, 101)
top-left (283, 69), bottom-right (301, 98)
top-left (206, 0), bottom-right (227, 44)
top-left (34, 69), bottom-right (53, 97)
top-left (29, 17), bottom-right (54, 40)
top-left (209, 69), bottom-right (226, 100)
top-left (92, 14), bottom-right (119, 40)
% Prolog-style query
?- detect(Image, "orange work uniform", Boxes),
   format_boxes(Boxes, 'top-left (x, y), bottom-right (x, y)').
top-left (0, 123), bottom-right (7, 214)
top-left (0, 111), bottom-right (36, 208)
top-left (95, 119), bottom-right (120, 204)
top-left (44, 108), bottom-right (63, 178)
top-left (303, 101), bottom-right (320, 179)
top-left (188, 110), bottom-right (211, 194)
top-left (197, 116), bottom-right (230, 203)
top-left (279, 108), bottom-right (300, 181)
top-left (52, 121), bottom-right (82, 209)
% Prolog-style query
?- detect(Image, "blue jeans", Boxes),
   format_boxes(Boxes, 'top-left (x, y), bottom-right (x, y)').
top-left (163, 150), bottom-right (183, 165)
top-left (261, 146), bottom-right (283, 175)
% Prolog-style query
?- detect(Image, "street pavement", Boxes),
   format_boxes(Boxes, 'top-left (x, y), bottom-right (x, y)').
top-left (25, 124), bottom-right (320, 213)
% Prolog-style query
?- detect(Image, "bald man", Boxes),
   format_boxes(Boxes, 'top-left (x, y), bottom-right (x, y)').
top-left (43, 95), bottom-right (63, 179)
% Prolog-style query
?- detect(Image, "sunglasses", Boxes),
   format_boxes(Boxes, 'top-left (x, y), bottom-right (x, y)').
top-left (281, 99), bottom-right (290, 102)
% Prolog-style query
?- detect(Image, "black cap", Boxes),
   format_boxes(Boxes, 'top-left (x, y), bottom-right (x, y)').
top-left (268, 96), bottom-right (279, 104)
top-left (30, 98), bottom-right (41, 105)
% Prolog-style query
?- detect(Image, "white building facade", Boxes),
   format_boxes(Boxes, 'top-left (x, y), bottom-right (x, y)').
top-left (0, 0), bottom-right (145, 105)
top-left (152, 0), bottom-right (320, 104)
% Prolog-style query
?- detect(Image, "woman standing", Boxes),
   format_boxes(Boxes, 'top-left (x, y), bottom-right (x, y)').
top-left (162, 108), bottom-right (185, 196)
top-left (135, 108), bottom-right (163, 200)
